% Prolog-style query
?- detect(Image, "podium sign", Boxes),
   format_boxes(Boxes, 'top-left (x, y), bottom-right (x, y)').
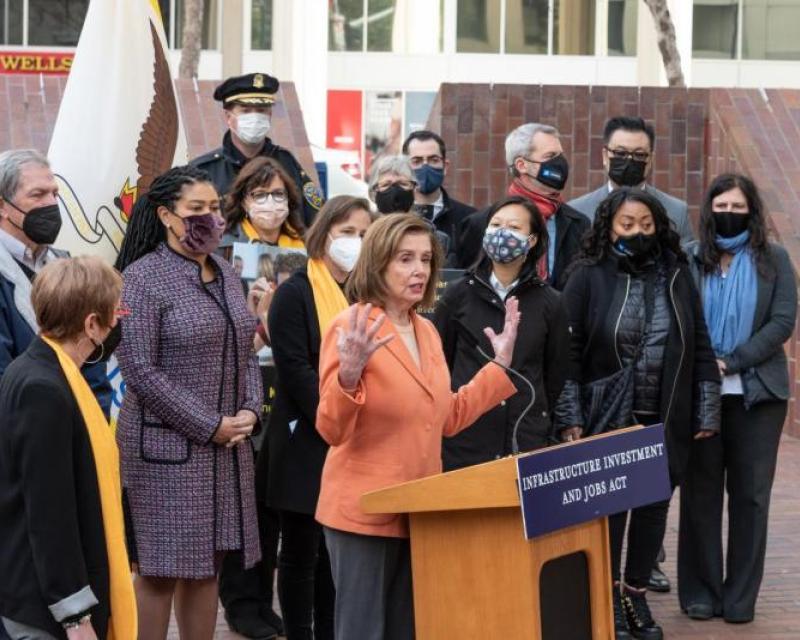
top-left (516, 425), bottom-right (671, 539)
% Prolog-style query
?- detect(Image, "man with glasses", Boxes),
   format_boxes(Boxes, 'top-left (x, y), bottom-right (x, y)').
top-left (402, 130), bottom-right (476, 265)
top-left (456, 123), bottom-right (590, 290)
top-left (192, 72), bottom-right (324, 227)
top-left (568, 116), bottom-right (694, 244)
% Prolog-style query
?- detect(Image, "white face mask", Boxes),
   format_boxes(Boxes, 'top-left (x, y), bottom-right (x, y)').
top-left (235, 112), bottom-right (271, 145)
top-left (328, 235), bottom-right (362, 272)
top-left (249, 199), bottom-right (289, 231)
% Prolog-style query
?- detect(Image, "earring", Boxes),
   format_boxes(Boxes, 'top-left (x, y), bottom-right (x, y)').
top-left (84, 339), bottom-right (104, 365)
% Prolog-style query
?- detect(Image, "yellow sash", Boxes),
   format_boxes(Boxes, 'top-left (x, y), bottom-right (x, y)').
top-left (241, 218), bottom-right (305, 249)
top-left (307, 258), bottom-right (349, 333)
top-left (40, 336), bottom-right (137, 640)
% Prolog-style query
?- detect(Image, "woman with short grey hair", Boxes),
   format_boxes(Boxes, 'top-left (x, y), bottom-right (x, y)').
top-left (368, 155), bottom-right (416, 215)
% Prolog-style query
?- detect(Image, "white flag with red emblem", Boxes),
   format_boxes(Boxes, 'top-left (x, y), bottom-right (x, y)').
top-left (48, 0), bottom-right (187, 262)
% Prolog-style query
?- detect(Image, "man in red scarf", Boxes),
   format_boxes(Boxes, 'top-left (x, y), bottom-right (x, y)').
top-left (455, 123), bottom-right (590, 290)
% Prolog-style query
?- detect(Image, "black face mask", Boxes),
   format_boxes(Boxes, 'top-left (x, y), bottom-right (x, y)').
top-left (534, 154), bottom-right (569, 191)
top-left (85, 324), bottom-right (122, 365)
top-left (713, 212), bottom-right (750, 238)
top-left (6, 201), bottom-right (62, 245)
top-left (614, 232), bottom-right (659, 261)
top-left (608, 156), bottom-right (647, 187)
top-left (375, 185), bottom-right (415, 214)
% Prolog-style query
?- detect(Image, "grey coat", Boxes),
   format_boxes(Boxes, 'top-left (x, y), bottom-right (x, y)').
top-left (568, 184), bottom-right (695, 245)
top-left (116, 243), bottom-right (263, 578)
top-left (687, 242), bottom-right (797, 408)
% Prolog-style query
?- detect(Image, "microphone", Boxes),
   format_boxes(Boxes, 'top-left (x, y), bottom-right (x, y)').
top-left (450, 314), bottom-right (536, 455)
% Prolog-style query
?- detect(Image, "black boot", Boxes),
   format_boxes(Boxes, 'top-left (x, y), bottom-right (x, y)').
top-left (647, 563), bottom-right (671, 593)
top-left (224, 602), bottom-right (278, 640)
top-left (622, 583), bottom-right (663, 640)
top-left (613, 582), bottom-right (634, 640)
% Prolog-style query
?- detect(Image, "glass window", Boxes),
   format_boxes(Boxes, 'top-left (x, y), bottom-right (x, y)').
top-left (692, 0), bottom-right (738, 59)
top-left (28, 0), bottom-right (89, 46)
top-left (174, 0), bottom-right (219, 50)
top-left (0, 0), bottom-right (23, 45)
top-left (330, 0), bottom-right (443, 53)
top-left (742, 0), bottom-right (800, 60)
top-left (251, 0), bottom-right (272, 50)
top-left (608, 0), bottom-right (637, 56)
top-left (330, 0), bottom-right (364, 51)
top-left (505, 0), bottom-right (548, 54)
top-left (367, 0), bottom-right (394, 51)
top-left (457, 0), bottom-right (501, 53)
top-left (553, 0), bottom-right (595, 55)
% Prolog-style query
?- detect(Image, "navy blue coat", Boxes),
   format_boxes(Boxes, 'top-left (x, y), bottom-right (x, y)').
top-left (0, 273), bottom-right (112, 416)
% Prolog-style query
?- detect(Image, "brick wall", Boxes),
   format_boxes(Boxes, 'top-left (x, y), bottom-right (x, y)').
top-left (0, 75), bottom-right (316, 181)
top-left (427, 84), bottom-right (710, 223)
top-left (430, 84), bottom-right (800, 437)
top-left (708, 89), bottom-right (800, 437)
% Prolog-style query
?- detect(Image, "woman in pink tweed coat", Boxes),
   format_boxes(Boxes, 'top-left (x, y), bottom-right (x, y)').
top-left (115, 166), bottom-right (263, 640)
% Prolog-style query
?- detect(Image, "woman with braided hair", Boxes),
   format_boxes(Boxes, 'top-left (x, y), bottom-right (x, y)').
top-left (115, 166), bottom-right (264, 640)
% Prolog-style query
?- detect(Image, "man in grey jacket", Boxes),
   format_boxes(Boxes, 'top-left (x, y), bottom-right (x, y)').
top-left (568, 116), bottom-right (694, 245)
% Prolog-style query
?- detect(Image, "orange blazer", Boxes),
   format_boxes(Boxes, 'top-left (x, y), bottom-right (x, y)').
top-left (315, 305), bottom-right (517, 538)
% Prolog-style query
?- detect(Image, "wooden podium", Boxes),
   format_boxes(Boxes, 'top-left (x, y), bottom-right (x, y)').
top-left (362, 451), bottom-right (614, 639)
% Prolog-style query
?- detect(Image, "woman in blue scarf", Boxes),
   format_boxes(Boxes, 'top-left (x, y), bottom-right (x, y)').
top-left (679, 174), bottom-right (797, 624)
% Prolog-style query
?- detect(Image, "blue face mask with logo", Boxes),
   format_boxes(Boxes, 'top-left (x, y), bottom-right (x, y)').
top-left (483, 227), bottom-right (530, 264)
top-left (414, 164), bottom-right (445, 195)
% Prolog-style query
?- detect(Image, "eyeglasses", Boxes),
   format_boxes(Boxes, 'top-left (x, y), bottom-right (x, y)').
top-left (376, 180), bottom-right (416, 192)
top-left (249, 189), bottom-right (288, 204)
top-left (409, 155), bottom-right (444, 169)
top-left (605, 147), bottom-right (650, 163)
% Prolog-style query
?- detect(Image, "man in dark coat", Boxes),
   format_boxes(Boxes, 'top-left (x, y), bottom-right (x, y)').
top-left (454, 123), bottom-right (590, 290)
top-left (402, 130), bottom-right (476, 266)
top-left (191, 72), bottom-right (324, 226)
top-left (0, 149), bottom-right (111, 409)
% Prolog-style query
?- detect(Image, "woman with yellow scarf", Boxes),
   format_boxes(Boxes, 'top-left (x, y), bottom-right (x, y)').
top-left (0, 256), bottom-right (135, 640)
top-left (220, 156), bottom-right (307, 257)
top-left (263, 195), bottom-right (374, 639)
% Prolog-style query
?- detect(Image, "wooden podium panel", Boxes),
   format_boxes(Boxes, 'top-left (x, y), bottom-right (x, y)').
top-left (409, 510), bottom-right (611, 639)
top-left (363, 454), bottom-right (615, 640)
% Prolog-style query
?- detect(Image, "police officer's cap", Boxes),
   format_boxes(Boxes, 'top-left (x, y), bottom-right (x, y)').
top-left (214, 73), bottom-right (279, 107)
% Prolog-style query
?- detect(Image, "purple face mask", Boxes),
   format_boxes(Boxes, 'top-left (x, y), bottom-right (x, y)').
top-left (174, 212), bottom-right (225, 254)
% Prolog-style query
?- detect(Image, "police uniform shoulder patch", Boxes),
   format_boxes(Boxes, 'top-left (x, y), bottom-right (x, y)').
top-left (303, 181), bottom-right (324, 210)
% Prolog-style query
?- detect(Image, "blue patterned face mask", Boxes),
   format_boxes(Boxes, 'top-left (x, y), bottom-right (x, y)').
top-left (482, 226), bottom-right (530, 263)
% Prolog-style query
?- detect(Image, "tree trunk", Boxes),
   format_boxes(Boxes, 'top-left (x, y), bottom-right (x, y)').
top-left (643, 0), bottom-right (685, 87)
top-left (179, 0), bottom-right (203, 79)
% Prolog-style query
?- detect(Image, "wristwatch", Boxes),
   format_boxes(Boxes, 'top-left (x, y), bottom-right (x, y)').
top-left (62, 613), bottom-right (92, 630)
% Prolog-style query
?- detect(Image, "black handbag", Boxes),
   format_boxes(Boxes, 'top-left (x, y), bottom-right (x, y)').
top-left (580, 361), bottom-right (637, 436)
top-left (581, 290), bottom-right (652, 436)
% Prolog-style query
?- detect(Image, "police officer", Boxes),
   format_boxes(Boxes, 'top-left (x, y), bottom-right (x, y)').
top-left (191, 72), bottom-right (323, 226)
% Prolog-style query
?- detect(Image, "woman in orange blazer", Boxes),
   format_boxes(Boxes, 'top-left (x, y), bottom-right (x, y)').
top-left (315, 213), bottom-right (520, 640)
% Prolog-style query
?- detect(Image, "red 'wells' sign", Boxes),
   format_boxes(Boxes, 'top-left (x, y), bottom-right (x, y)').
top-left (0, 51), bottom-right (74, 75)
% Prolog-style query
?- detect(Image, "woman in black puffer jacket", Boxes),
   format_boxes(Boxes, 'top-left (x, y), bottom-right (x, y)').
top-left (554, 187), bottom-right (721, 640)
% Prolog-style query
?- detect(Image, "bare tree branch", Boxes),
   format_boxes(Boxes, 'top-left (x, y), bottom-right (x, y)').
top-left (178, 0), bottom-right (203, 79)
top-left (643, 0), bottom-right (686, 87)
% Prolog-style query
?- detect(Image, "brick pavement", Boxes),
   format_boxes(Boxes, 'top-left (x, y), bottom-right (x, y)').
top-left (170, 435), bottom-right (800, 639)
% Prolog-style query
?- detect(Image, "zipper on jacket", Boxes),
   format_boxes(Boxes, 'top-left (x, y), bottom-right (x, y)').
top-left (664, 269), bottom-right (685, 427)
top-left (472, 273), bottom-right (508, 309)
top-left (613, 274), bottom-right (631, 369)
